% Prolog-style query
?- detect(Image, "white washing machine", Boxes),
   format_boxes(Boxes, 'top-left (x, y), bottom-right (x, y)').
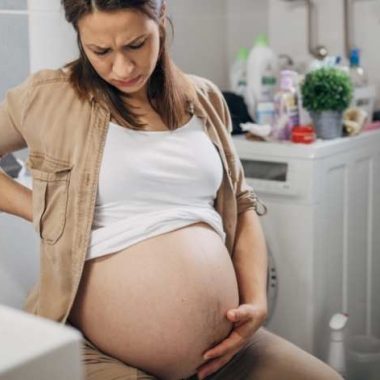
top-left (232, 130), bottom-right (380, 361)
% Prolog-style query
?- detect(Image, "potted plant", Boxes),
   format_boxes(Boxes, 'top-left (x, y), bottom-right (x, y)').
top-left (301, 67), bottom-right (353, 139)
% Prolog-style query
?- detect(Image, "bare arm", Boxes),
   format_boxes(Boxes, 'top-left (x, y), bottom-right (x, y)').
top-left (0, 169), bottom-right (32, 222)
top-left (232, 209), bottom-right (268, 315)
top-left (197, 209), bottom-right (268, 378)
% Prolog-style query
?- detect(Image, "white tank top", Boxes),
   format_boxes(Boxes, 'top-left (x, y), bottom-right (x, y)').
top-left (86, 115), bottom-right (225, 261)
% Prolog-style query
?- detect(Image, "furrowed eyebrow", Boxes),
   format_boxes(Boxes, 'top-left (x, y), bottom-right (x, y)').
top-left (87, 34), bottom-right (147, 49)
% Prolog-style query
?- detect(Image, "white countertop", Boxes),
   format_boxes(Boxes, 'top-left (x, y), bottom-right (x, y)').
top-left (232, 129), bottom-right (380, 159)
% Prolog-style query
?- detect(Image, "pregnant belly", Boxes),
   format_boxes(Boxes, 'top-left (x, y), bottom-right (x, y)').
top-left (68, 222), bottom-right (239, 380)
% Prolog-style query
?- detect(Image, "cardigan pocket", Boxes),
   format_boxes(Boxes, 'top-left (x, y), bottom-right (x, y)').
top-left (27, 159), bottom-right (72, 245)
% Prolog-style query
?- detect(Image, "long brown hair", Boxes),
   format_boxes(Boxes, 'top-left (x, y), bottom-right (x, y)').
top-left (61, 0), bottom-right (195, 130)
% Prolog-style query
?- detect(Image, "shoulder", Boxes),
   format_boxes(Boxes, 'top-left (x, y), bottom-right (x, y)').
top-left (186, 74), bottom-right (224, 100)
top-left (6, 68), bottom-right (74, 101)
top-left (186, 74), bottom-right (227, 113)
top-left (3, 68), bottom-right (88, 122)
top-left (10, 68), bottom-right (82, 109)
top-left (26, 68), bottom-right (72, 90)
top-left (5, 68), bottom-right (69, 96)
top-left (186, 74), bottom-right (230, 130)
top-left (3, 68), bottom-right (72, 114)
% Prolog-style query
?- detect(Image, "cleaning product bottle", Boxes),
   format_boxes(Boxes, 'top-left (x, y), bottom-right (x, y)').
top-left (272, 70), bottom-right (300, 140)
top-left (245, 34), bottom-right (279, 121)
top-left (230, 47), bottom-right (249, 97)
top-left (256, 102), bottom-right (275, 127)
top-left (327, 313), bottom-right (349, 378)
top-left (349, 48), bottom-right (367, 88)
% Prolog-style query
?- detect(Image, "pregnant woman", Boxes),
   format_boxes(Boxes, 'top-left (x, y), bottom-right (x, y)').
top-left (0, 1), bottom-right (343, 379)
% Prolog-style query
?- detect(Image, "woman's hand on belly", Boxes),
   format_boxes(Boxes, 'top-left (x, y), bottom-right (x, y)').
top-left (196, 301), bottom-right (268, 380)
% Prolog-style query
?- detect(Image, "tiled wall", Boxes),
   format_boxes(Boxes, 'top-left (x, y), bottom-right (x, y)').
top-left (269, 0), bottom-right (380, 108)
top-left (225, 0), bottom-right (269, 70)
top-left (0, 1), bottom-right (270, 100)
top-left (0, 1), bottom-right (29, 101)
top-left (28, 0), bottom-right (78, 74)
top-left (169, 0), bottom-right (268, 91)
top-left (168, 0), bottom-right (229, 89)
top-left (0, 0), bottom-right (77, 161)
top-left (0, 0), bottom-right (78, 101)
top-left (0, 0), bottom-right (27, 10)
top-left (4, 1), bottom-right (379, 100)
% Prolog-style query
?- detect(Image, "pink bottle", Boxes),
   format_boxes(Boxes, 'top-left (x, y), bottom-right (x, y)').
top-left (273, 70), bottom-right (300, 140)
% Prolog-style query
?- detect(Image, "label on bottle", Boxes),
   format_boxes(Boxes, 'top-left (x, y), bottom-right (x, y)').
top-left (260, 64), bottom-right (277, 102)
top-left (256, 102), bottom-right (275, 126)
top-left (274, 91), bottom-right (299, 140)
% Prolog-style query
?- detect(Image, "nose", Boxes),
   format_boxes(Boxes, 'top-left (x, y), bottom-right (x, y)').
top-left (112, 53), bottom-right (135, 80)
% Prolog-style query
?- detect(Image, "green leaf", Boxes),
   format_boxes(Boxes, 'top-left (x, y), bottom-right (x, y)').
top-left (301, 67), bottom-right (353, 112)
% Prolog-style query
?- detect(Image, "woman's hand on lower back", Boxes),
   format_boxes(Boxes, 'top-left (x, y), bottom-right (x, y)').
top-left (196, 302), bottom-right (267, 380)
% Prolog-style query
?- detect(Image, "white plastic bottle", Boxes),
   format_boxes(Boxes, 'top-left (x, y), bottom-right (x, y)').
top-left (327, 313), bottom-right (349, 378)
top-left (229, 47), bottom-right (249, 97)
top-left (245, 34), bottom-right (279, 120)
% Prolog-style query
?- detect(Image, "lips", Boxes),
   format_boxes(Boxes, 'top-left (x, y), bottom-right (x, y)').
top-left (114, 75), bottom-right (141, 87)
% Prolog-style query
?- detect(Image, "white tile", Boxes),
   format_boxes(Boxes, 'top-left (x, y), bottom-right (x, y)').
top-left (168, 0), bottom-right (225, 18)
top-left (353, 1), bottom-right (380, 109)
top-left (0, 14), bottom-right (29, 100)
top-left (28, 0), bottom-right (61, 12)
top-left (225, 0), bottom-right (267, 17)
top-left (0, 0), bottom-right (27, 10)
top-left (170, 13), bottom-right (228, 89)
top-left (225, 11), bottom-right (269, 67)
top-left (269, 0), bottom-right (310, 65)
top-left (28, 10), bottom-right (78, 72)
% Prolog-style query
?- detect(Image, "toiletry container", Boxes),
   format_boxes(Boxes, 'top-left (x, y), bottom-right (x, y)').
top-left (245, 34), bottom-right (278, 121)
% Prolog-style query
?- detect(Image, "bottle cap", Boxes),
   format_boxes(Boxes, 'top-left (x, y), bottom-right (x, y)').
top-left (254, 34), bottom-right (269, 47)
top-left (329, 313), bottom-right (349, 331)
top-left (237, 47), bottom-right (249, 61)
top-left (350, 48), bottom-right (360, 67)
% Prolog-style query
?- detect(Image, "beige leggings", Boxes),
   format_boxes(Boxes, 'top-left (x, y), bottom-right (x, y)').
top-left (80, 328), bottom-right (343, 380)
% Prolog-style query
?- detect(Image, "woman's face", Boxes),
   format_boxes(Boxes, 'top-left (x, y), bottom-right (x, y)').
top-left (78, 9), bottom-right (161, 100)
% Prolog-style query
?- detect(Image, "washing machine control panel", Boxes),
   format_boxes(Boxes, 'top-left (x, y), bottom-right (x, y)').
top-left (232, 136), bottom-right (316, 199)
top-left (240, 158), bottom-right (294, 193)
top-left (240, 158), bottom-right (300, 196)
